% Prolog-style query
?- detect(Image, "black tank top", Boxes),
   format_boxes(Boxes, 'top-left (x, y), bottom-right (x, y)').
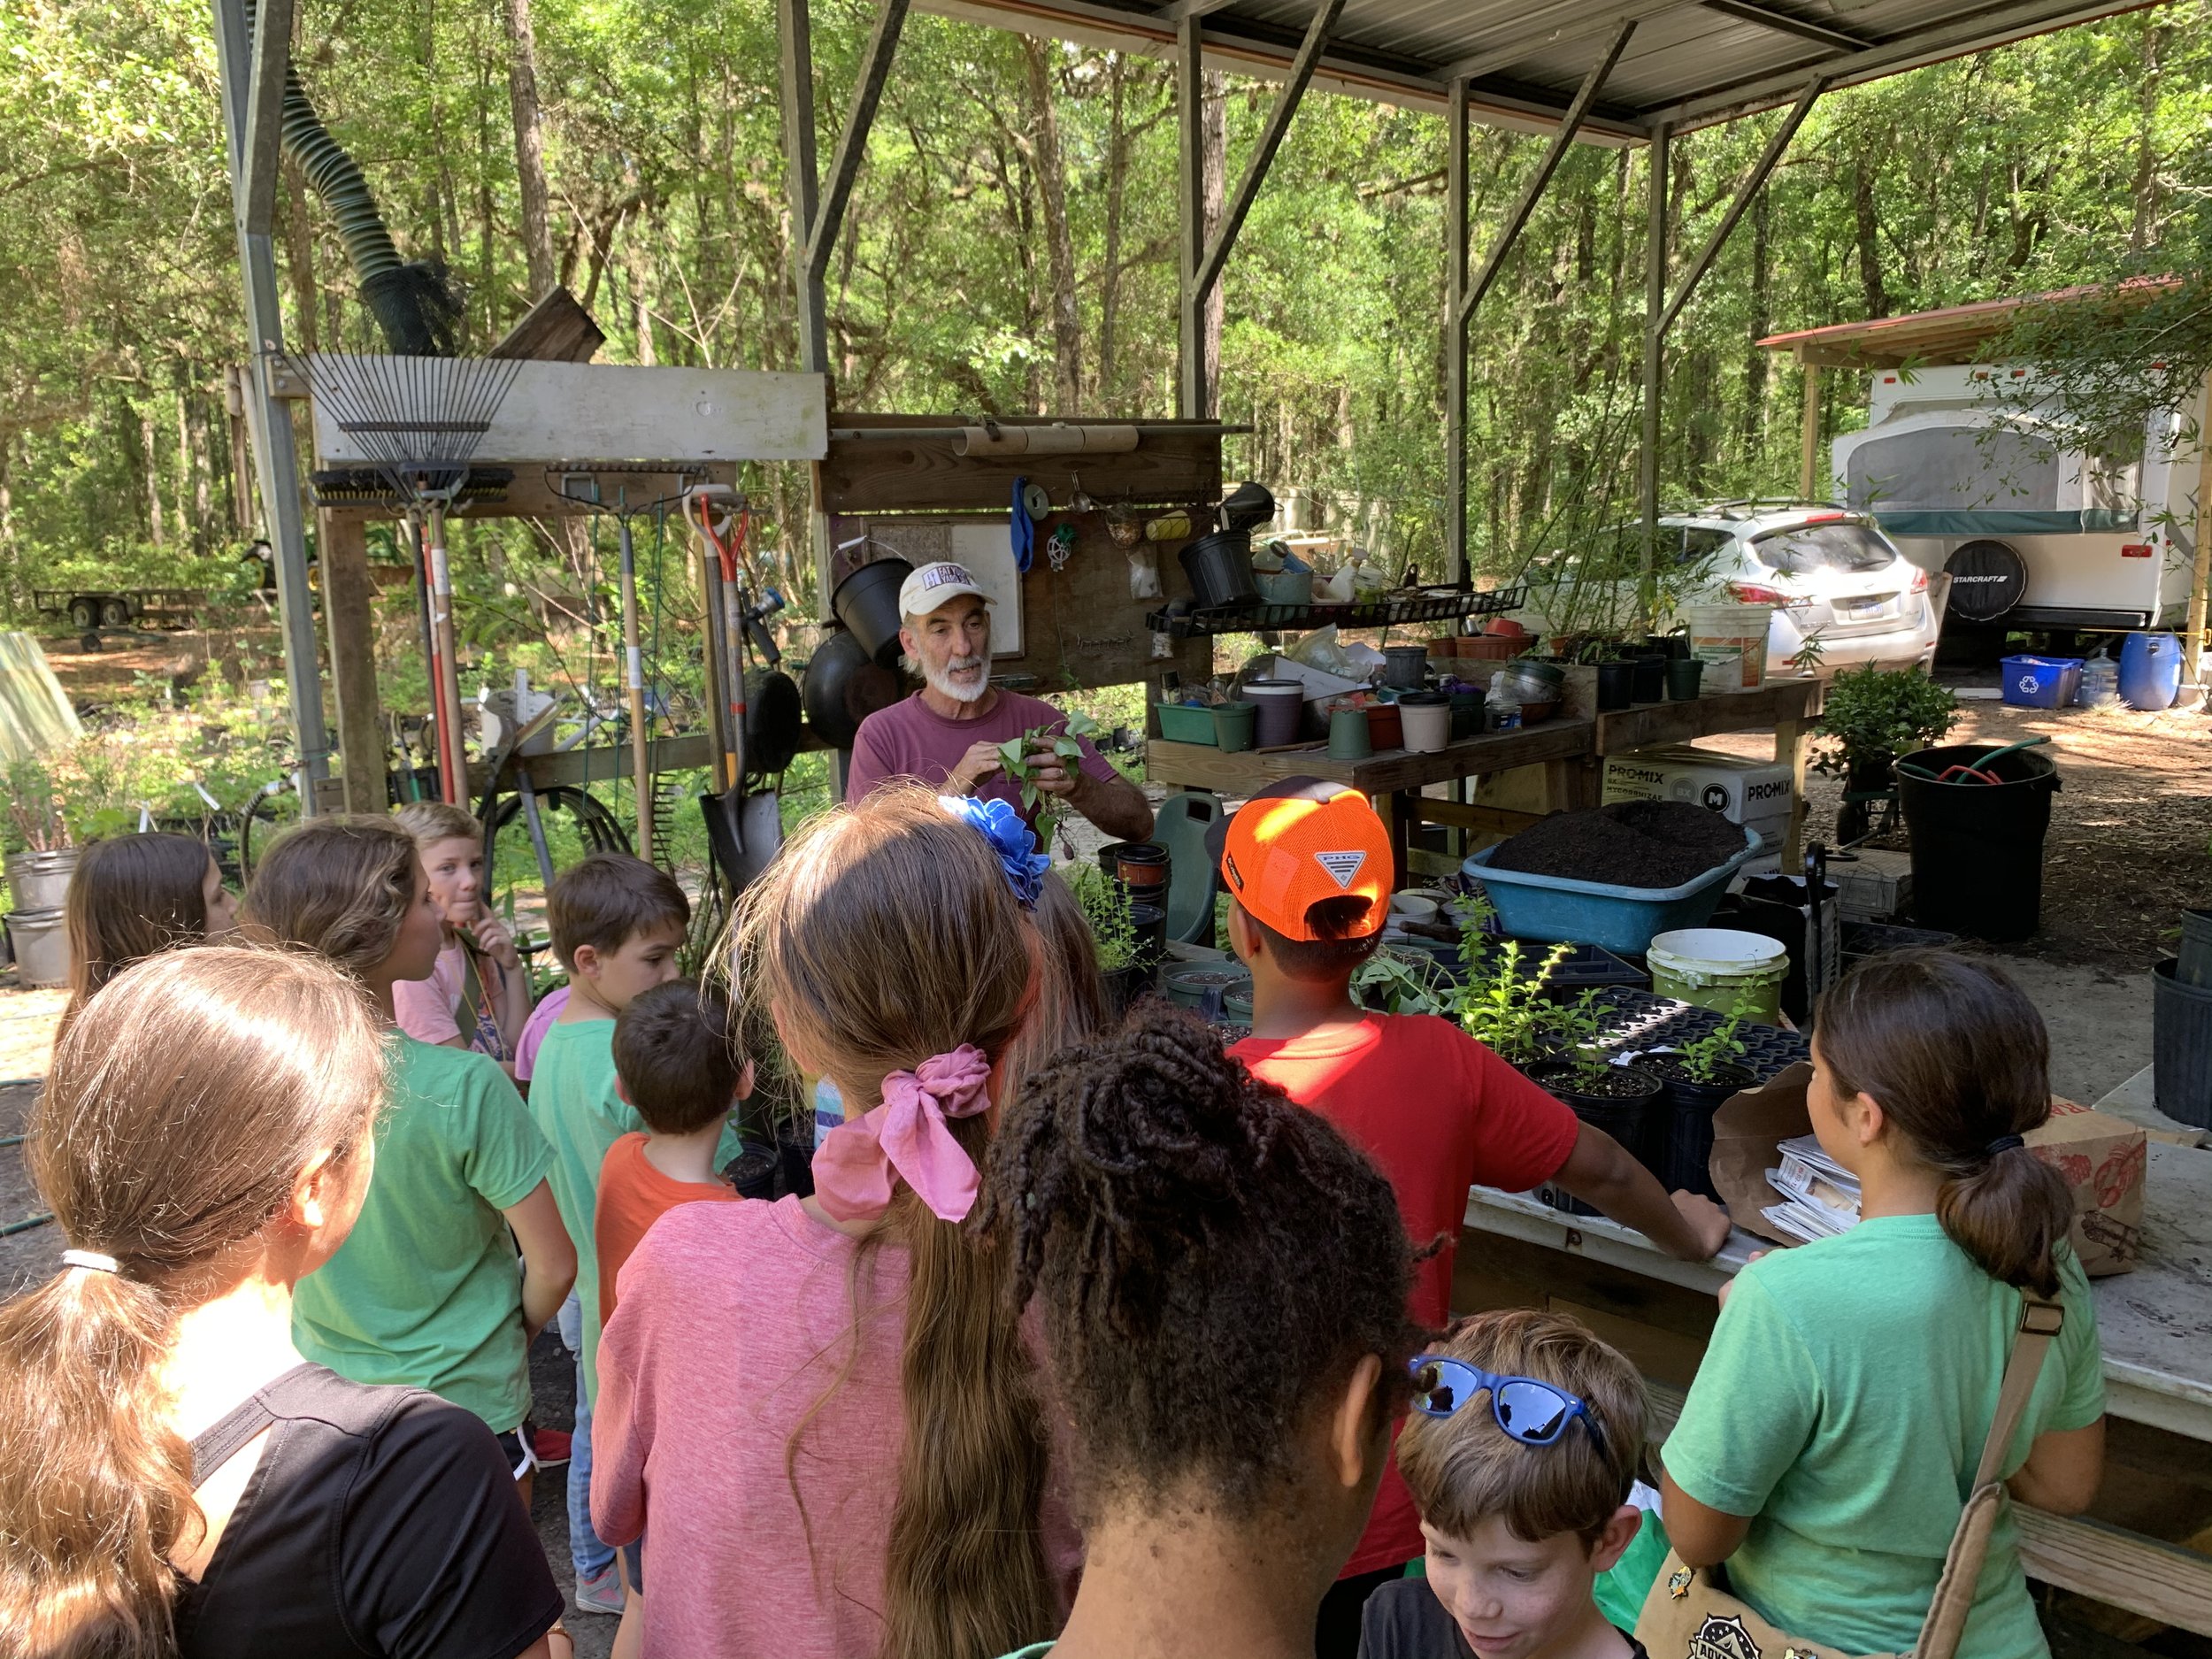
top-left (173, 1363), bottom-right (560, 1659)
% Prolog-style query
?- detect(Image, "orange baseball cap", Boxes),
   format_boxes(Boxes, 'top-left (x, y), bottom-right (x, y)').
top-left (1207, 778), bottom-right (1391, 942)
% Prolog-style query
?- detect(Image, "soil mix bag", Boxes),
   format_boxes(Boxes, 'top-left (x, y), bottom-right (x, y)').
top-left (1708, 1063), bottom-right (2143, 1276)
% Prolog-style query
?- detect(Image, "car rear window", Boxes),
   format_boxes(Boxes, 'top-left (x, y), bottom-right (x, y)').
top-left (1753, 523), bottom-right (1895, 576)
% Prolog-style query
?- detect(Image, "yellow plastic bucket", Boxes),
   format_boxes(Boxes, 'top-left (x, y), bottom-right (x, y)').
top-left (1647, 928), bottom-right (1788, 1026)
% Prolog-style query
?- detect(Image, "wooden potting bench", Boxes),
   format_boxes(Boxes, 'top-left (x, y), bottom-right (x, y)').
top-left (1455, 1141), bottom-right (2212, 1639)
top-left (1145, 680), bottom-right (1824, 887)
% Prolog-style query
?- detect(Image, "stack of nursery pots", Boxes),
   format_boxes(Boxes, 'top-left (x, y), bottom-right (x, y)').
top-left (2154, 908), bottom-right (2212, 1130)
top-left (4, 847), bottom-right (79, 989)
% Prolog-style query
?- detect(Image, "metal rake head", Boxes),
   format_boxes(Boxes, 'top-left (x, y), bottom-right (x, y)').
top-left (293, 351), bottom-right (526, 505)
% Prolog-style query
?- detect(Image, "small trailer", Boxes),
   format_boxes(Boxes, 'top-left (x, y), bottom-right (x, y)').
top-left (33, 587), bottom-right (204, 634)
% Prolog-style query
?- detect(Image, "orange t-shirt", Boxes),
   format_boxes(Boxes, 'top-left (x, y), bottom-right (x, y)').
top-left (1230, 1012), bottom-right (1580, 1575)
top-left (595, 1133), bottom-right (743, 1332)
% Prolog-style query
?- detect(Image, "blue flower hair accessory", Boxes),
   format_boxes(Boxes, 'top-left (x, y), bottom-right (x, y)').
top-left (940, 795), bottom-right (1050, 909)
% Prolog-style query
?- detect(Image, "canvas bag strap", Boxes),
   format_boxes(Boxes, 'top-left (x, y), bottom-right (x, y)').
top-left (1970, 1292), bottom-right (2064, 1492)
top-left (457, 937), bottom-right (511, 1063)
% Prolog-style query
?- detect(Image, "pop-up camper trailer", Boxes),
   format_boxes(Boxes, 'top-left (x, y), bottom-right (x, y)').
top-left (1763, 287), bottom-right (2208, 641)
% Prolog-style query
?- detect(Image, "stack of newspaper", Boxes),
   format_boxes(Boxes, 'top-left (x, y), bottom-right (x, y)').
top-left (1761, 1135), bottom-right (1862, 1243)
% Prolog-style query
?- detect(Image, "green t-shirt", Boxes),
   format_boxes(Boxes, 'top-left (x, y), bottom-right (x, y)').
top-left (528, 1017), bottom-right (741, 1402)
top-left (293, 1033), bottom-right (555, 1433)
top-left (1663, 1214), bottom-right (2103, 1659)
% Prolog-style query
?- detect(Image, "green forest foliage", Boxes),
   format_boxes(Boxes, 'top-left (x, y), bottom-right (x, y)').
top-left (1, 0), bottom-right (2207, 626)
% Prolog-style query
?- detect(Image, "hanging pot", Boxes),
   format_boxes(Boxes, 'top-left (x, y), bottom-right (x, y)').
top-left (830, 557), bottom-right (915, 669)
top-left (745, 668), bottom-right (804, 777)
top-left (803, 626), bottom-right (903, 749)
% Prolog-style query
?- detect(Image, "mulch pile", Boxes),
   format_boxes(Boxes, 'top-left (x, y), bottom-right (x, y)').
top-left (1488, 800), bottom-right (1747, 889)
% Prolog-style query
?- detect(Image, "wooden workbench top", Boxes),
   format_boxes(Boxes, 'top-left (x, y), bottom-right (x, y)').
top-left (1463, 1140), bottom-right (2212, 1442)
top-left (1592, 679), bottom-right (1824, 755)
top-left (1147, 719), bottom-right (1596, 795)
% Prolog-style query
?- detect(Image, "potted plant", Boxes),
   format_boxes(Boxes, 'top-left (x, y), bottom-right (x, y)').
top-left (1524, 989), bottom-right (1665, 1156)
top-left (1069, 863), bottom-right (1148, 1014)
top-left (1812, 664), bottom-right (1961, 842)
top-left (1640, 1001), bottom-right (1758, 1200)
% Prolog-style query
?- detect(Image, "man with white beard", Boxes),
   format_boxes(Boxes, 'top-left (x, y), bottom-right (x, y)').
top-left (843, 561), bottom-right (1154, 848)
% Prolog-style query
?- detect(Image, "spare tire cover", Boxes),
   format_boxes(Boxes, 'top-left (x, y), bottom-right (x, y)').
top-left (1943, 539), bottom-right (2027, 622)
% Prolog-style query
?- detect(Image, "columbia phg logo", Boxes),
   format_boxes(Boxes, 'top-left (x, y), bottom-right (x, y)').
top-left (1688, 1614), bottom-right (1763, 1659)
top-left (1313, 849), bottom-right (1366, 888)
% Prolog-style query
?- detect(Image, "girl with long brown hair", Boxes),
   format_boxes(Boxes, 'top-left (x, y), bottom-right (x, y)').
top-left (0, 946), bottom-right (567, 1659)
top-left (240, 818), bottom-right (574, 1489)
top-left (59, 831), bottom-right (239, 1033)
top-left (1661, 949), bottom-right (2107, 1659)
top-left (591, 786), bottom-right (1073, 1659)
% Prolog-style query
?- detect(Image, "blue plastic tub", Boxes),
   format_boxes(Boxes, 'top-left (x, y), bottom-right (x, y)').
top-left (1462, 827), bottom-right (1763, 956)
top-left (1999, 654), bottom-right (2082, 710)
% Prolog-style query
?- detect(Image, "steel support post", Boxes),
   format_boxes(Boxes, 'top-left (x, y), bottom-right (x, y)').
top-left (1445, 77), bottom-right (1470, 586)
top-left (1638, 120), bottom-right (1671, 607)
top-left (211, 0), bottom-right (334, 812)
top-left (779, 0), bottom-right (827, 375)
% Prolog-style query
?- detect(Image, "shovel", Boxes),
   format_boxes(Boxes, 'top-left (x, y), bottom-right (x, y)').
top-left (685, 484), bottom-right (782, 894)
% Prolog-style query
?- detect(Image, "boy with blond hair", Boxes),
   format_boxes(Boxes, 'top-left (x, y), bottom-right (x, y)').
top-left (1364, 1310), bottom-right (1656, 1659)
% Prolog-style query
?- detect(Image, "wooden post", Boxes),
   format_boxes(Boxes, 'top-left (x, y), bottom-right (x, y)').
top-left (2186, 371), bottom-right (2212, 687)
top-left (1800, 356), bottom-right (1823, 501)
top-left (1775, 713), bottom-right (1808, 867)
top-left (318, 510), bottom-right (388, 816)
top-left (1175, 12), bottom-right (1207, 420)
top-left (1445, 77), bottom-right (1469, 588)
top-left (1638, 122), bottom-right (1671, 613)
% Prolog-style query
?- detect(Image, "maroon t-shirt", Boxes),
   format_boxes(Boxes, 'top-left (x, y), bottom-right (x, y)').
top-left (843, 691), bottom-right (1116, 833)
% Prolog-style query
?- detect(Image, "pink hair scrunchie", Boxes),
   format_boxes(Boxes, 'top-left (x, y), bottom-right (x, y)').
top-left (810, 1044), bottom-right (995, 1223)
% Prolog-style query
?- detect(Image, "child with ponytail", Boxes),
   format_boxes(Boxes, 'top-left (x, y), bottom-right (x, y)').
top-left (0, 947), bottom-right (565, 1659)
top-left (591, 785), bottom-right (1071, 1659)
top-left (1661, 949), bottom-right (2106, 1659)
top-left (60, 831), bottom-right (239, 1035)
top-left (241, 818), bottom-right (574, 1481)
top-left (976, 1002), bottom-right (1425, 1659)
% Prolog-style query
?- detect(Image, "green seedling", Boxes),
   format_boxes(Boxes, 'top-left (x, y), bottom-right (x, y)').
top-left (1550, 988), bottom-right (1614, 1086)
top-left (1067, 861), bottom-right (1141, 972)
top-left (1455, 924), bottom-right (1573, 1068)
top-left (998, 708), bottom-right (1103, 852)
top-left (1673, 996), bottom-right (1752, 1083)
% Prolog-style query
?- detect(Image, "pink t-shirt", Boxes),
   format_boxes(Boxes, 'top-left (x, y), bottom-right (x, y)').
top-left (391, 941), bottom-right (465, 1046)
top-left (514, 987), bottom-right (567, 1081)
top-left (592, 1196), bottom-right (1079, 1658)
top-left (843, 691), bottom-right (1116, 833)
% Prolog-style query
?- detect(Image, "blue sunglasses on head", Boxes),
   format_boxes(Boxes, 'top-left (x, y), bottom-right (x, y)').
top-left (1408, 1356), bottom-right (1606, 1453)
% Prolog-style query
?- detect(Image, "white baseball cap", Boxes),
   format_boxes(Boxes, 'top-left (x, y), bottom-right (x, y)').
top-left (897, 561), bottom-right (995, 620)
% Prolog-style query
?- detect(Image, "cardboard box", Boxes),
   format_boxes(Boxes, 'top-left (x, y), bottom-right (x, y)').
top-left (1709, 1064), bottom-right (2144, 1276)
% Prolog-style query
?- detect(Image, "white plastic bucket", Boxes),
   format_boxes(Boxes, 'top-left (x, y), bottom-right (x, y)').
top-left (1686, 604), bottom-right (1774, 691)
top-left (1399, 698), bottom-right (1451, 753)
top-left (1647, 927), bottom-right (1788, 1025)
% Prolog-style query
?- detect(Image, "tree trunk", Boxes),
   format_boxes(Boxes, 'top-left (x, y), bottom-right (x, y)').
top-left (2129, 15), bottom-right (2167, 252)
top-left (1741, 187), bottom-right (1770, 468)
top-left (280, 154), bottom-right (320, 354)
top-left (1853, 157), bottom-right (1888, 319)
top-left (0, 433), bottom-right (16, 573)
top-left (1096, 54), bottom-right (1129, 404)
top-left (1019, 39), bottom-right (1082, 414)
top-left (503, 0), bottom-right (558, 299)
top-left (140, 405), bottom-right (165, 549)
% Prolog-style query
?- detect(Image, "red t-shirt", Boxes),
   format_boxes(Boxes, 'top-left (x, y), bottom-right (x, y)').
top-left (595, 1133), bottom-right (743, 1333)
top-left (1229, 1012), bottom-right (1580, 1575)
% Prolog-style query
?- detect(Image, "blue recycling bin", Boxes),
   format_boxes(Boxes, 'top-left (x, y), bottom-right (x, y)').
top-left (1999, 655), bottom-right (2083, 710)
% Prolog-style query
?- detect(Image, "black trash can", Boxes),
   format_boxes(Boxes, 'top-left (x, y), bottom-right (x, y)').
top-left (1895, 743), bottom-right (2060, 942)
top-left (2154, 958), bottom-right (2212, 1128)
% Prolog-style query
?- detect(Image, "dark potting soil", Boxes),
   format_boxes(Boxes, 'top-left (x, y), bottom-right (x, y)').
top-left (1488, 800), bottom-right (1747, 889)
top-left (1529, 1059), bottom-right (1663, 1101)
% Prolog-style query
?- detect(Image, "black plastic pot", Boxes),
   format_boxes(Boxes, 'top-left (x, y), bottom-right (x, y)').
top-left (1127, 901), bottom-right (1169, 971)
top-left (1528, 1058), bottom-right (1663, 1216)
top-left (802, 626), bottom-right (903, 749)
top-left (1116, 841), bottom-right (1170, 901)
top-left (1219, 481), bottom-right (1277, 534)
top-left (1666, 657), bottom-right (1704, 701)
top-left (830, 557), bottom-right (915, 669)
top-left (1178, 530), bottom-right (1259, 608)
top-left (2154, 958), bottom-right (2212, 1128)
top-left (1897, 742), bottom-right (2060, 941)
top-left (1102, 960), bottom-right (1156, 1018)
top-left (1642, 1056), bottom-right (1758, 1200)
top-left (1624, 653), bottom-right (1667, 703)
top-left (774, 1126), bottom-right (817, 1199)
top-left (723, 1141), bottom-right (781, 1200)
top-left (1096, 841), bottom-right (1134, 879)
top-left (1594, 659), bottom-right (1636, 711)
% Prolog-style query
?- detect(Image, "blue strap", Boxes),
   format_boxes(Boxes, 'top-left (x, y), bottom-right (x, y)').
top-left (1010, 475), bottom-right (1035, 573)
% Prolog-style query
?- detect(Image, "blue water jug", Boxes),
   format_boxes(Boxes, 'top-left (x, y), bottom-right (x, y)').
top-left (2118, 632), bottom-right (2182, 711)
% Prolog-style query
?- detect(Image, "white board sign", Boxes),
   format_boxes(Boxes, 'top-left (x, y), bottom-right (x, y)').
top-left (949, 522), bottom-right (1026, 658)
top-left (307, 357), bottom-right (827, 466)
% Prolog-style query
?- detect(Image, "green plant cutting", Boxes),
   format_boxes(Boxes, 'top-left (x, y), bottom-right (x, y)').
top-left (1351, 945), bottom-right (1455, 1017)
top-left (1455, 923), bottom-right (1572, 1067)
top-left (1067, 861), bottom-right (1140, 972)
top-left (1548, 989), bottom-right (1615, 1087)
top-left (998, 708), bottom-right (1103, 851)
top-left (1670, 998), bottom-right (1751, 1083)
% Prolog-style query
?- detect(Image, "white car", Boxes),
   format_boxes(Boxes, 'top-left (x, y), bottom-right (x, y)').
top-left (1521, 503), bottom-right (1940, 674)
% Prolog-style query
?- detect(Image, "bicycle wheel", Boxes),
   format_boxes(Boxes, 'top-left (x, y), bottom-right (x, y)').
top-left (482, 784), bottom-right (632, 902)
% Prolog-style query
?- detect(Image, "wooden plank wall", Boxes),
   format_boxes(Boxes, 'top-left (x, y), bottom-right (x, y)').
top-left (816, 416), bottom-right (1227, 695)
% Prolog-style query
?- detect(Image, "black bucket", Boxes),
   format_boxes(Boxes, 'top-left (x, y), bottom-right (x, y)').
top-left (1895, 742), bottom-right (2060, 941)
top-left (723, 1141), bottom-right (781, 1200)
top-left (1528, 1061), bottom-right (1662, 1214)
top-left (830, 557), bottom-right (915, 669)
top-left (2154, 958), bottom-right (2212, 1128)
top-left (1178, 531), bottom-right (1257, 608)
top-left (1647, 1060), bottom-right (1757, 1200)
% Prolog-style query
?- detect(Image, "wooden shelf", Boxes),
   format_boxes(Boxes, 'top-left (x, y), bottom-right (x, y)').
top-left (1592, 679), bottom-right (1823, 754)
top-left (1147, 718), bottom-right (1594, 796)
